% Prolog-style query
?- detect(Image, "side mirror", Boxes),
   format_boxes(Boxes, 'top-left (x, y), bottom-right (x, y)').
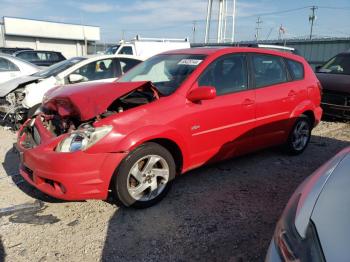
top-left (315, 65), bottom-right (322, 72)
top-left (69, 74), bottom-right (84, 84)
top-left (187, 86), bottom-right (216, 102)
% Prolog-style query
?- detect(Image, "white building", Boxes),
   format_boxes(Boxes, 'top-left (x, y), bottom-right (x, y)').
top-left (0, 17), bottom-right (100, 58)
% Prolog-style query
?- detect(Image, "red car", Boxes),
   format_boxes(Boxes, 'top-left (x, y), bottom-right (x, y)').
top-left (17, 47), bottom-right (322, 208)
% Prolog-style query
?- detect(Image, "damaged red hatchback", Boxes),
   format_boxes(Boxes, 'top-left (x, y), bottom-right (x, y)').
top-left (17, 47), bottom-right (322, 208)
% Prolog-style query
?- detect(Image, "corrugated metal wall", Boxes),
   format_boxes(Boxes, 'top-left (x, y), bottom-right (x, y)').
top-left (286, 39), bottom-right (350, 67)
top-left (192, 38), bottom-right (350, 69)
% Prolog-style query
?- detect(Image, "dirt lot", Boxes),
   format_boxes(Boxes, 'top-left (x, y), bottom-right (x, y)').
top-left (0, 121), bottom-right (349, 262)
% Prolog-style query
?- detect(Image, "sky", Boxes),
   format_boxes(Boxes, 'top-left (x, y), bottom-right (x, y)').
top-left (0, 0), bottom-right (349, 43)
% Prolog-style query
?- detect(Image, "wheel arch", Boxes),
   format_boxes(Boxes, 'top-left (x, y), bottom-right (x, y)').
top-left (107, 135), bottom-right (186, 199)
top-left (290, 100), bottom-right (317, 127)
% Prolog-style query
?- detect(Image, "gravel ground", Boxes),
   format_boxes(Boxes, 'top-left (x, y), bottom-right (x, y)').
top-left (0, 120), bottom-right (349, 262)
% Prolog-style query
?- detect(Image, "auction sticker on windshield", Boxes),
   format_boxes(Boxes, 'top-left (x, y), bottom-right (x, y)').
top-left (178, 59), bottom-right (203, 66)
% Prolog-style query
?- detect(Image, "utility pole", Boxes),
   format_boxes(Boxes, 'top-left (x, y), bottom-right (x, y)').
top-left (255, 16), bottom-right (262, 42)
top-left (192, 21), bottom-right (197, 43)
top-left (309, 6), bottom-right (317, 40)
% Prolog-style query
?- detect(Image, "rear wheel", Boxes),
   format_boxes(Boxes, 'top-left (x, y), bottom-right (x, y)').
top-left (114, 142), bottom-right (176, 208)
top-left (285, 115), bottom-right (311, 155)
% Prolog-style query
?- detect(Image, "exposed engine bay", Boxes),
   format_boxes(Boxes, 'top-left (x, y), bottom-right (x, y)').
top-left (41, 84), bottom-right (159, 137)
top-left (0, 88), bottom-right (27, 127)
top-left (0, 77), bottom-right (42, 128)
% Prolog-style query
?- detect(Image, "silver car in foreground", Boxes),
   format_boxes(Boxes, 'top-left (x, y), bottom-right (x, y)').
top-left (266, 146), bottom-right (350, 262)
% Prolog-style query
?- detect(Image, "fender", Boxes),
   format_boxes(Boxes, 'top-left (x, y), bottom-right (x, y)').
top-left (115, 125), bottom-right (190, 172)
top-left (290, 99), bottom-right (317, 120)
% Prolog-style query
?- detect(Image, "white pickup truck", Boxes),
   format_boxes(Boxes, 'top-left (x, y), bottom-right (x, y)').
top-left (105, 35), bottom-right (191, 59)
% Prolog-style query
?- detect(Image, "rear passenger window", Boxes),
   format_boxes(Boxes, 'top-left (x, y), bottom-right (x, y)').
top-left (252, 54), bottom-right (287, 88)
top-left (198, 54), bottom-right (248, 96)
top-left (286, 59), bottom-right (304, 80)
top-left (119, 46), bottom-right (133, 55)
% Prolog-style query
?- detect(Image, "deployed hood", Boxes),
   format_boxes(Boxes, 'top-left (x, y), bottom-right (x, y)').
top-left (43, 81), bottom-right (154, 121)
top-left (316, 73), bottom-right (350, 94)
top-left (0, 75), bottom-right (41, 97)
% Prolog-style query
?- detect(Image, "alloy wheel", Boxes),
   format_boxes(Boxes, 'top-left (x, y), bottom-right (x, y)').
top-left (291, 120), bottom-right (310, 151)
top-left (127, 155), bottom-right (170, 201)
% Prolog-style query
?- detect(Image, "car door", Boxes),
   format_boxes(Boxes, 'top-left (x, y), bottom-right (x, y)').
top-left (251, 53), bottom-right (295, 149)
top-left (66, 58), bottom-right (122, 84)
top-left (0, 57), bottom-right (21, 84)
top-left (186, 53), bottom-right (256, 166)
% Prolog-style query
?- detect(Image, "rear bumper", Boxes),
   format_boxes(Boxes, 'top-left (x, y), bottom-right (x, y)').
top-left (17, 117), bottom-right (127, 200)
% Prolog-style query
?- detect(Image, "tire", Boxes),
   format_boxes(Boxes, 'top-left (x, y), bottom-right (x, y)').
top-left (27, 104), bottom-right (41, 119)
top-left (114, 142), bottom-right (176, 208)
top-left (285, 115), bottom-right (312, 155)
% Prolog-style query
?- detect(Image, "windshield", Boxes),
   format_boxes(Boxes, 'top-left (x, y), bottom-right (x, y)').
top-left (118, 54), bottom-right (206, 96)
top-left (105, 45), bottom-right (120, 55)
top-left (319, 54), bottom-right (350, 75)
top-left (32, 57), bottom-right (86, 78)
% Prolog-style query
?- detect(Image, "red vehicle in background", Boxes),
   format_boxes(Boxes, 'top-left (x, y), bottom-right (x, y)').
top-left (17, 47), bottom-right (322, 208)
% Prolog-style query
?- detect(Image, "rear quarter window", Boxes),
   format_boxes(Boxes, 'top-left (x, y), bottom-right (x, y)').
top-left (286, 59), bottom-right (304, 80)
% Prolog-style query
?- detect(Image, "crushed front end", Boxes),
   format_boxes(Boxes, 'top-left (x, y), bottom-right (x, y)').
top-left (16, 115), bottom-right (126, 200)
top-left (16, 81), bottom-right (158, 201)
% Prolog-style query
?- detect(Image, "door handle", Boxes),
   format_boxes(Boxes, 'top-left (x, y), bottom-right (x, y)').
top-left (288, 90), bottom-right (297, 97)
top-left (242, 98), bottom-right (255, 106)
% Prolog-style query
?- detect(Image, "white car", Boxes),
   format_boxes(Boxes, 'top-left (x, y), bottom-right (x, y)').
top-left (0, 54), bottom-right (39, 84)
top-left (0, 54), bottom-right (143, 125)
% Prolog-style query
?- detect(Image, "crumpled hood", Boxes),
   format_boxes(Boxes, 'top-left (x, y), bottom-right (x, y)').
top-left (316, 73), bottom-right (350, 94)
top-left (43, 81), bottom-right (152, 121)
top-left (0, 75), bottom-right (41, 97)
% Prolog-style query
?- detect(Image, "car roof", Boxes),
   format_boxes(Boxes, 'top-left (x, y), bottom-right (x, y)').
top-left (14, 50), bottom-right (62, 54)
top-left (162, 47), bottom-right (303, 60)
top-left (81, 54), bottom-right (145, 61)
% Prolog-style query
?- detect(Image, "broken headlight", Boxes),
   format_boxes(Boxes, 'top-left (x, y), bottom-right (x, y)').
top-left (56, 125), bottom-right (112, 152)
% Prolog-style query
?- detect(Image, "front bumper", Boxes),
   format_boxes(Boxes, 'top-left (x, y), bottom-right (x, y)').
top-left (16, 117), bottom-right (127, 201)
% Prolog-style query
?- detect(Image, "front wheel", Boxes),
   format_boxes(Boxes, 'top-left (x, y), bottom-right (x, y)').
top-left (114, 142), bottom-right (176, 208)
top-left (285, 115), bottom-right (312, 155)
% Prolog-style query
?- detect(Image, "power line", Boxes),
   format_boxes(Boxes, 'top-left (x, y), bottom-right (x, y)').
top-left (318, 6), bottom-right (350, 10)
top-left (245, 6), bottom-right (310, 18)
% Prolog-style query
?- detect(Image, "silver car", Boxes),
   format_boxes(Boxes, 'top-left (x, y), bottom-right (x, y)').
top-left (266, 146), bottom-right (350, 261)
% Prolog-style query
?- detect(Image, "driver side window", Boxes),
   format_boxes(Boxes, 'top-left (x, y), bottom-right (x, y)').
top-left (68, 59), bottom-right (121, 83)
top-left (198, 54), bottom-right (248, 96)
